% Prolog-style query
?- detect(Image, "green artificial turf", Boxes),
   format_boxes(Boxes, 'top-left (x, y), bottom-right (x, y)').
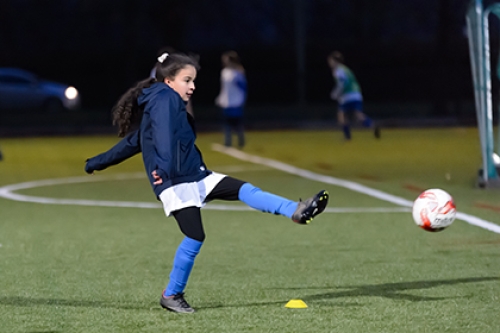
top-left (0, 128), bottom-right (499, 333)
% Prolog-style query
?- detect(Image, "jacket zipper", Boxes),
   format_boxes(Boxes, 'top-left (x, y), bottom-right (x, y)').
top-left (176, 140), bottom-right (181, 172)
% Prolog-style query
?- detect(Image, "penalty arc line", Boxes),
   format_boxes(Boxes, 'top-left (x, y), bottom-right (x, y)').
top-left (0, 172), bottom-right (409, 214)
top-left (211, 143), bottom-right (500, 234)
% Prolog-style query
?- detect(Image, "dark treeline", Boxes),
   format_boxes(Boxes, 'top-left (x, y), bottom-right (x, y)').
top-left (0, 0), bottom-right (481, 119)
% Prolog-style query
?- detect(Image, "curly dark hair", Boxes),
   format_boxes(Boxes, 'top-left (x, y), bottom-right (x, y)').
top-left (112, 53), bottom-right (200, 137)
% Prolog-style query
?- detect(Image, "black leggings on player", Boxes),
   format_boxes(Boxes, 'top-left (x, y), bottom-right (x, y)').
top-left (171, 176), bottom-right (246, 242)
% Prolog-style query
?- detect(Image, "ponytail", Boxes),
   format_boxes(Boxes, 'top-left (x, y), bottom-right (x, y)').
top-left (112, 78), bottom-right (155, 137)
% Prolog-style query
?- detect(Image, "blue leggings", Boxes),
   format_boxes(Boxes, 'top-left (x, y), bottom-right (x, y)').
top-left (164, 180), bottom-right (297, 296)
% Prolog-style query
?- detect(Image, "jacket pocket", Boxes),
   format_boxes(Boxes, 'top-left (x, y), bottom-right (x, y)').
top-left (176, 140), bottom-right (196, 176)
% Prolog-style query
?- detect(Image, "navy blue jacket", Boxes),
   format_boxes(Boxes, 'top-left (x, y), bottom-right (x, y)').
top-left (85, 82), bottom-right (211, 198)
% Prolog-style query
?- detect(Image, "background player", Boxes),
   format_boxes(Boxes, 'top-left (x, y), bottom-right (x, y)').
top-left (327, 51), bottom-right (380, 140)
top-left (215, 50), bottom-right (247, 148)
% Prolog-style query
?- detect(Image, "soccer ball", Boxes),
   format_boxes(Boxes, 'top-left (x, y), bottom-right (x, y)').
top-left (412, 189), bottom-right (456, 232)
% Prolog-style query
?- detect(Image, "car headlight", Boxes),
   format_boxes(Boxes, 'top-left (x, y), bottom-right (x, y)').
top-left (65, 86), bottom-right (78, 100)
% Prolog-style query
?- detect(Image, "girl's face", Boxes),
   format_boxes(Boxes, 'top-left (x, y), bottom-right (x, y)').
top-left (164, 65), bottom-right (197, 102)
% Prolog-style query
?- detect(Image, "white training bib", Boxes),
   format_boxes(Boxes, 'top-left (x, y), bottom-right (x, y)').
top-left (159, 172), bottom-right (227, 216)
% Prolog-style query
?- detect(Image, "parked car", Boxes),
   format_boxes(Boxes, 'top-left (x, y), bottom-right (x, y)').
top-left (0, 68), bottom-right (80, 113)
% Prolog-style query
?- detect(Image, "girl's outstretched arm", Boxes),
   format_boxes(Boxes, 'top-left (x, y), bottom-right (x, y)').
top-left (85, 130), bottom-right (141, 174)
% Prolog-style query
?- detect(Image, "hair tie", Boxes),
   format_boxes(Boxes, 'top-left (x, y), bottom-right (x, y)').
top-left (157, 53), bottom-right (169, 63)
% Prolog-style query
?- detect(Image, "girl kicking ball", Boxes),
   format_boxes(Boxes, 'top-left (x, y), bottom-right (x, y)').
top-left (85, 52), bottom-right (329, 313)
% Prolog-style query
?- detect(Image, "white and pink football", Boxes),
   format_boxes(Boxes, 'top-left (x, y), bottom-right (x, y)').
top-left (412, 189), bottom-right (456, 232)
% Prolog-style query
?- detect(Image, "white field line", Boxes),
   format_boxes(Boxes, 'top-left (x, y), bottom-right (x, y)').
top-left (0, 152), bottom-right (498, 234)
top-left (211, 143), bottom-right (500, 234)
top-left (0, 173), bottom-right (409, 213)
top-left (211, 165), bottom-right (271, 173)
top-left (0, 173), bottom-right (160, 208)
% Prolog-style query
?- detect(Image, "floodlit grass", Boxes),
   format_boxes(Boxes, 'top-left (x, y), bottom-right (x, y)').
top-left (0, 128), bottom-right (499, 333)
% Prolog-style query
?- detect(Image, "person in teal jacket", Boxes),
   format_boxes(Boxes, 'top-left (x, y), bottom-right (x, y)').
top-left (327, 51), bottom-right (380, 140)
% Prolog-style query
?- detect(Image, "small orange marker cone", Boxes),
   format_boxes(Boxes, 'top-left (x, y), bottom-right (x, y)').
top-left (285, 299), bottom-right (308, 308)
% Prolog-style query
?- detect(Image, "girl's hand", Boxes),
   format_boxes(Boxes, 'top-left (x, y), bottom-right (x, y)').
top-left (85, 159), bottom-right (95, 175)
top-left (152, 170), bottom-right (163, 185)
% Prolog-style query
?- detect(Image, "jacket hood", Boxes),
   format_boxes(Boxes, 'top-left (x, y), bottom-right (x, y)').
top-left (138, 82), bottom-right (171, 106)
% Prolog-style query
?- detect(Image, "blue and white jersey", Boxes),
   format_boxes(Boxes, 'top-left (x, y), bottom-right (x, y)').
top-left (330, 64), bottom-right (363, 104)
top-left (215, 68), bottom-right (247, 109)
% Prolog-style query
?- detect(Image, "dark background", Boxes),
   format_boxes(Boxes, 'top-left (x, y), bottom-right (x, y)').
top-left (0, 0), bottom-right (495, 134)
